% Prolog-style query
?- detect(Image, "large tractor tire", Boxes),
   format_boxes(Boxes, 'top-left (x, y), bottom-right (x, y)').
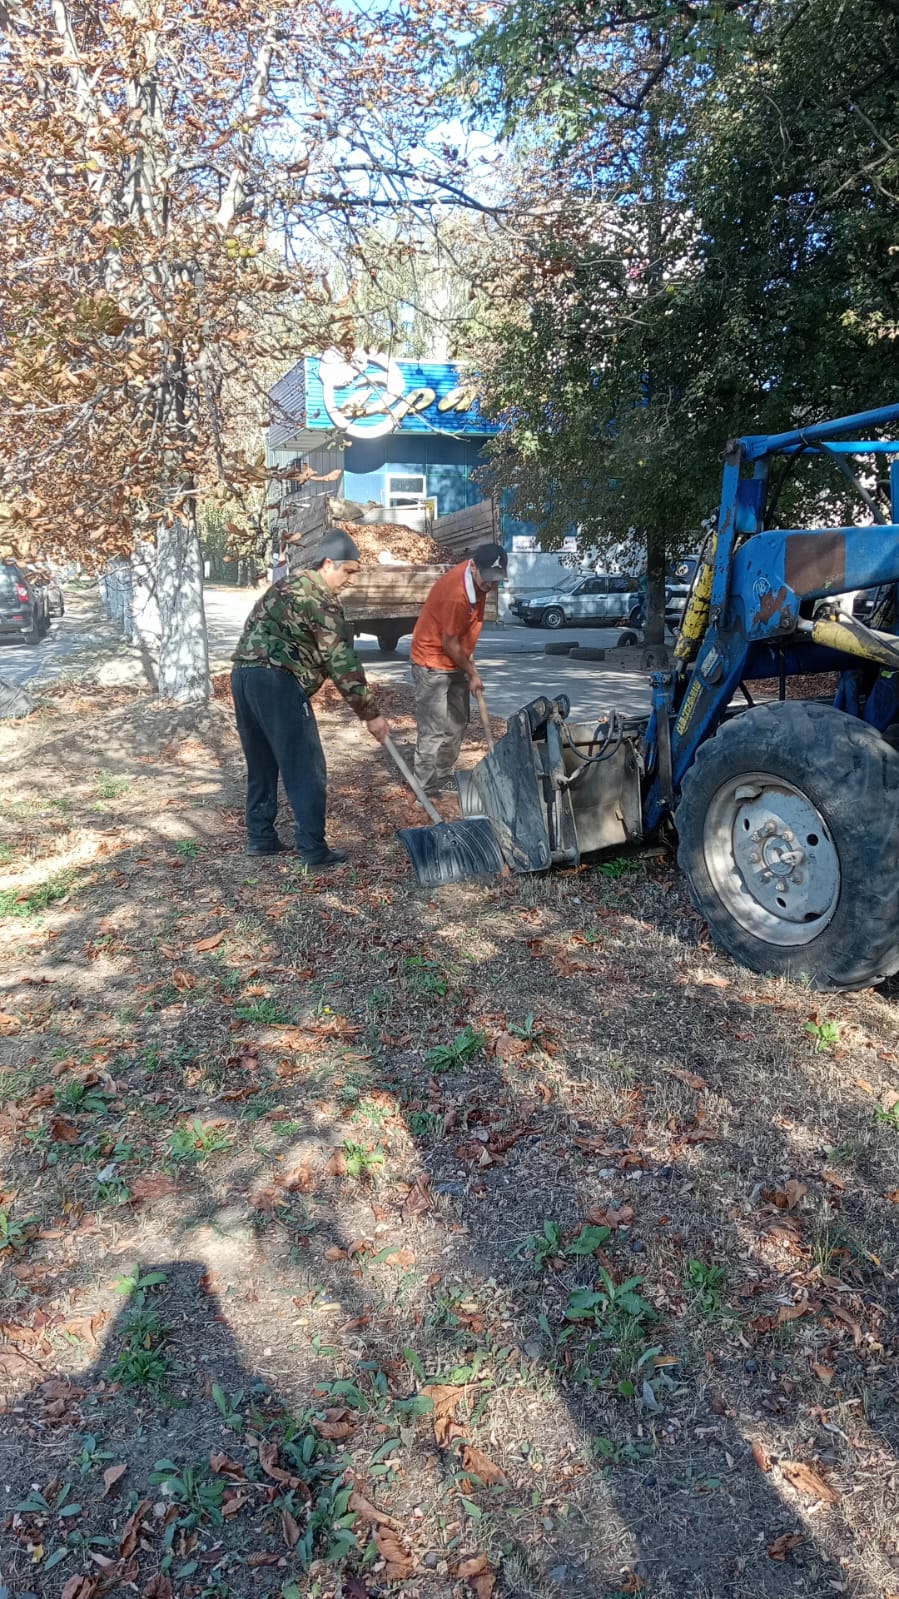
top-left (676, 700), bottom-right (899, 991)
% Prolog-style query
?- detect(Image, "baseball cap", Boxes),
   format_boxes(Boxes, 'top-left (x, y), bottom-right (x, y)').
top-left (314, 530), bottom-right (361, 565)
top-left (471, 542), bottom-right (508, 579)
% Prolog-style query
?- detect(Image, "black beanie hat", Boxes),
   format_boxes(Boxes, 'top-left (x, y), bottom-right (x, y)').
top-left (313, 530), bottom-right (361, 566)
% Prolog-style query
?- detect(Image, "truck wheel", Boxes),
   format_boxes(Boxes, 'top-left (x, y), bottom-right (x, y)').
top-left (542, 607), bottom-right (565, 630)
top-left (676, 700), bottom-right (899, 990)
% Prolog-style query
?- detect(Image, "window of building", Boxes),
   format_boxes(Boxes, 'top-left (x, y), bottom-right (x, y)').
top-left (386, 473), bottom-right (427, 507)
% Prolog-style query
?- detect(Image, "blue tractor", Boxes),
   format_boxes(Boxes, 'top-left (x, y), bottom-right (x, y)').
top-left (454, 403), bottom-right (899, 991)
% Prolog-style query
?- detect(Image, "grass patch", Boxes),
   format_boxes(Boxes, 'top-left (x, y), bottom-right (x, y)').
top-left (0, 866), bottom-right (79, 918)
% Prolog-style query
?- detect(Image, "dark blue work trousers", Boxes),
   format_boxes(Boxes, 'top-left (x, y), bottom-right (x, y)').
top-left (231, 665), bottom-right (327, 855)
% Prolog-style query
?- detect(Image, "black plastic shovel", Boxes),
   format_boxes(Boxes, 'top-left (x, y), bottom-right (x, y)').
top-left (383, 736), bottom-right (506, 886)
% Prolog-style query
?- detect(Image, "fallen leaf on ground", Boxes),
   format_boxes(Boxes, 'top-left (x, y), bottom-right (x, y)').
top-left (349, 1486), bottom-right (399, 1528)
top-left (781, 1460), bottom-right (841, 1504)
top-left (195, 930), bottom-right (226, 951)
top-left (312, 1406), bottom-right (356, 1440)
top-left (257, 1439), bottom-right (310, 1495)
top-left (50, 1116), bottom-right (81, 1143)
top-left (422, 1382), bottom-right (464, 1418)
top-left (374, 1526), bottom-right (414, 1580)
top-left (102, 1462), bottom-right (127, 1494)
top-left (130, 1172), bottom-right (177, 1203)
top-left (172, 969), bottom-right (195, 991)
top-left (751, 1441), bottom-right (773, 1473)
top-left (281, 1507), bottom-right (301, 1549)
top-left (0, 1011), bottom-right (20, 1035)
top-left (586, 1203), bottom-right (634, 1230)
top-left (461, 1442), bottom-right (507, 1486)
top-left (379, 1247), bottom-right (415, 1268)
top-left (209, 1453), bottom-right (245, 1476)
top-left (61, 1578), bottom-right (98, 1599)
top-left (493, 1030), bottom-right (528, 1062)
top-left (886, 1188), bottom-right (899, 1203)
top-left (821, 1169), bottom-right (846, 1190)
top-left (812, 1363), bottom-right (834, 1385)
top-left (454, 1552), bottom-right (497, 1598)
top-left (777, 1298), bottom-right (812, 1325)
top-left (666, 1067), bottom-right (708, 1090)
top-left (325, 1148), bottom-right (347, 1176)
top-left (142, 1575), bottom-right (173, 1599)
top-left (774, 1180), bottom-right (807, 1210)
top-left (401, 1175), bottom-right (433, 1218)
top-left (767, 1532), bottom-right (803, 1560)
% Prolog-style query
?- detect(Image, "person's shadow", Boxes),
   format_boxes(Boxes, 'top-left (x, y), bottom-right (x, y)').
top-left (0, 1261), bottom-right (379, 1598)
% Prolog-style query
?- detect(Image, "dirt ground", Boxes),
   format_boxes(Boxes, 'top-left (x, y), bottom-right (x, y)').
top-left (1, 677), bottom-right (898, 1599)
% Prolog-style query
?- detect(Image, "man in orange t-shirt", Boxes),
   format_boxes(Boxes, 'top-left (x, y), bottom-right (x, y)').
top-left (410, 542), bottom-right (508, 794)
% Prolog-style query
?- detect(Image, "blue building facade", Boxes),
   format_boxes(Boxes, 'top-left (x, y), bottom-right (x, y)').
top-left (267, 352), bottom-right (498, 524)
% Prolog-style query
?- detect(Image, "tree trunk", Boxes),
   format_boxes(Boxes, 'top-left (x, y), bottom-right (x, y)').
top-left (644, 532), bottom-right (667, 647)
top-left (129, 539), bottom-right (160, 650)
top-left (155, 513), bottom-right (211, 702)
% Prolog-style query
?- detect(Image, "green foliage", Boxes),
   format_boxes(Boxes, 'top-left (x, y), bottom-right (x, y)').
top-left (465, 0), bottom-right (899, 589)
top-left (805, 1019), bottom-right (840, 1053)
top-left (425, 1025), bottom-right (486, 1073)
top-left (404, 955), bottom-right (449, 997)
top-left (149, 1460), bottom-right (225, 1527)
top-left (0, 867), bottom-right (78, 918)
top-left (519, 1218), bottom-right (611, 1269)
top-left (236, 997), bottom-right (292, 1024)
top-left (0, 1206), bottom-right (38, 1252)
top-left (176, 838), bottom-right (200, 858)
top-left (685, 1257), bottom-right (727, 1318)
top-left (342, 1140), bottom-right (386, 1179)
top-left (166, 1119), bottom-right (233, 1164)
top-left (55, 1078), bottom-right (114, 1114)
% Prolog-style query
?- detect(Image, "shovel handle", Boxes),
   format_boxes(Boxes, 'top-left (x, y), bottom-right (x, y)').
top-left (383, 736), bottom-right (444, 824)
top-left (474, 688), bottom-right (495, 753)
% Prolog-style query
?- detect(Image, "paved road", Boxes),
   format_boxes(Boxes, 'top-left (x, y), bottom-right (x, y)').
top-left (211, 588), bottom-right (653, 721)
top-left (2, 585), bottom-right (655, 721)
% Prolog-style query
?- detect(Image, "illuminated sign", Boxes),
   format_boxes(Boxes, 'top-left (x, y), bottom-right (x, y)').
top-left (305, 351), bottom-right (495, 439)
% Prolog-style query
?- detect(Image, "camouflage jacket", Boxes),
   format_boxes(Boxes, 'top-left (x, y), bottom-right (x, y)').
top-left (232, 571), bottom-right (380, 721)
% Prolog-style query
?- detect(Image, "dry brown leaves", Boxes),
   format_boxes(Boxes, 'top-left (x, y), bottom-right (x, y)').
top-left (666, 1066), bottom-right (708, 1090)
top-left (142, 1576), bottom-right (174, 1599)
top-left (780, 1460), bottom-right (841, 1504)
top-left (61, 1578), bottom-right (98, 1599)
top-left (373, 1525), bottom-right (414, 1579)
top-left (461, 1442), bottom-right (507, 1487)
top-left (767, 1532), bottom-right (803, 1561)
top-left (257, 1439), bottom-right (312, 1498)
top-left (453, 1552), bottom-right (497, 1598)
top-left (772, 1180), bottom-right (807, 1210)
top-left (586, 1203), bottom-right (634, 1230)
top-left (312, 1406), bottom-right (356, 1440)
top-left (130, 1172), bottom-right (178, 1203)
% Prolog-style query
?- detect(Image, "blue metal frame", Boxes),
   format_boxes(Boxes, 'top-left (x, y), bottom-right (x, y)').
top-left (642, 402), bottom-right (899, 832)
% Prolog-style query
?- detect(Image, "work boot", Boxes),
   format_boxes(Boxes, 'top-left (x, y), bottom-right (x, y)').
top-left (299, 846), bottom-right (348, 870)
top-left (246, 838), bottom-right (294, 856)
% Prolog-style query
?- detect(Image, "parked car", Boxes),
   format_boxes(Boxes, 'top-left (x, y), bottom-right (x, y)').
top-left (511, 572), bottom-right (642, 630)
top-left (0, 560), bottom-right (51, 644)
top-left (25, 564), bottom-right (64, 617)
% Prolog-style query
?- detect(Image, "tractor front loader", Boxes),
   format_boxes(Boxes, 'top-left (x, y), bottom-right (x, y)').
top-left (457, 402), bottom-right (899, 991)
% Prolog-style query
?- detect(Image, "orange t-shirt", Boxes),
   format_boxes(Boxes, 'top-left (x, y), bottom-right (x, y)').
top-left (411, 560), bottom-right (486, 671)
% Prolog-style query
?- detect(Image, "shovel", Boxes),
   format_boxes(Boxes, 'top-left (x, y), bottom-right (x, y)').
top-left (384, 736), bottom-right (506, 887)
top-left (474, 687), bottom-right (495, 752)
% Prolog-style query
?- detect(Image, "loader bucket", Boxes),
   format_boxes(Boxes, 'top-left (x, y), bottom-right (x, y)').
top-left (396, 816), bottom-right (506, 887)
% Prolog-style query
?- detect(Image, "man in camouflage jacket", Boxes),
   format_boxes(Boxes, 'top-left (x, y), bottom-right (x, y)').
top-left (231, 530), bottom-right (389, 866)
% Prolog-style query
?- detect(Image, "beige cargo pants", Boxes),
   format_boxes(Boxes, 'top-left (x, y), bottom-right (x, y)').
top-left (412, 663), bottom-right (470, 794)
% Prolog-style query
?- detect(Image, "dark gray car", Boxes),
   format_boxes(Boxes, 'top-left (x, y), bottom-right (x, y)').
top-left (0, 561), bottom-right (51, 645)
top-left (512, 572), bottom-right (642, 630)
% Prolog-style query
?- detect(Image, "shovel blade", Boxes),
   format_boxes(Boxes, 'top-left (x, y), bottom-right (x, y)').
top-left (397, 817), bottom-right (506, 886)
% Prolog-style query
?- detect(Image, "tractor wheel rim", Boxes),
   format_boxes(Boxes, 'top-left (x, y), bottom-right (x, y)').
top-left (704, 773), bottom-right (840, 947)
